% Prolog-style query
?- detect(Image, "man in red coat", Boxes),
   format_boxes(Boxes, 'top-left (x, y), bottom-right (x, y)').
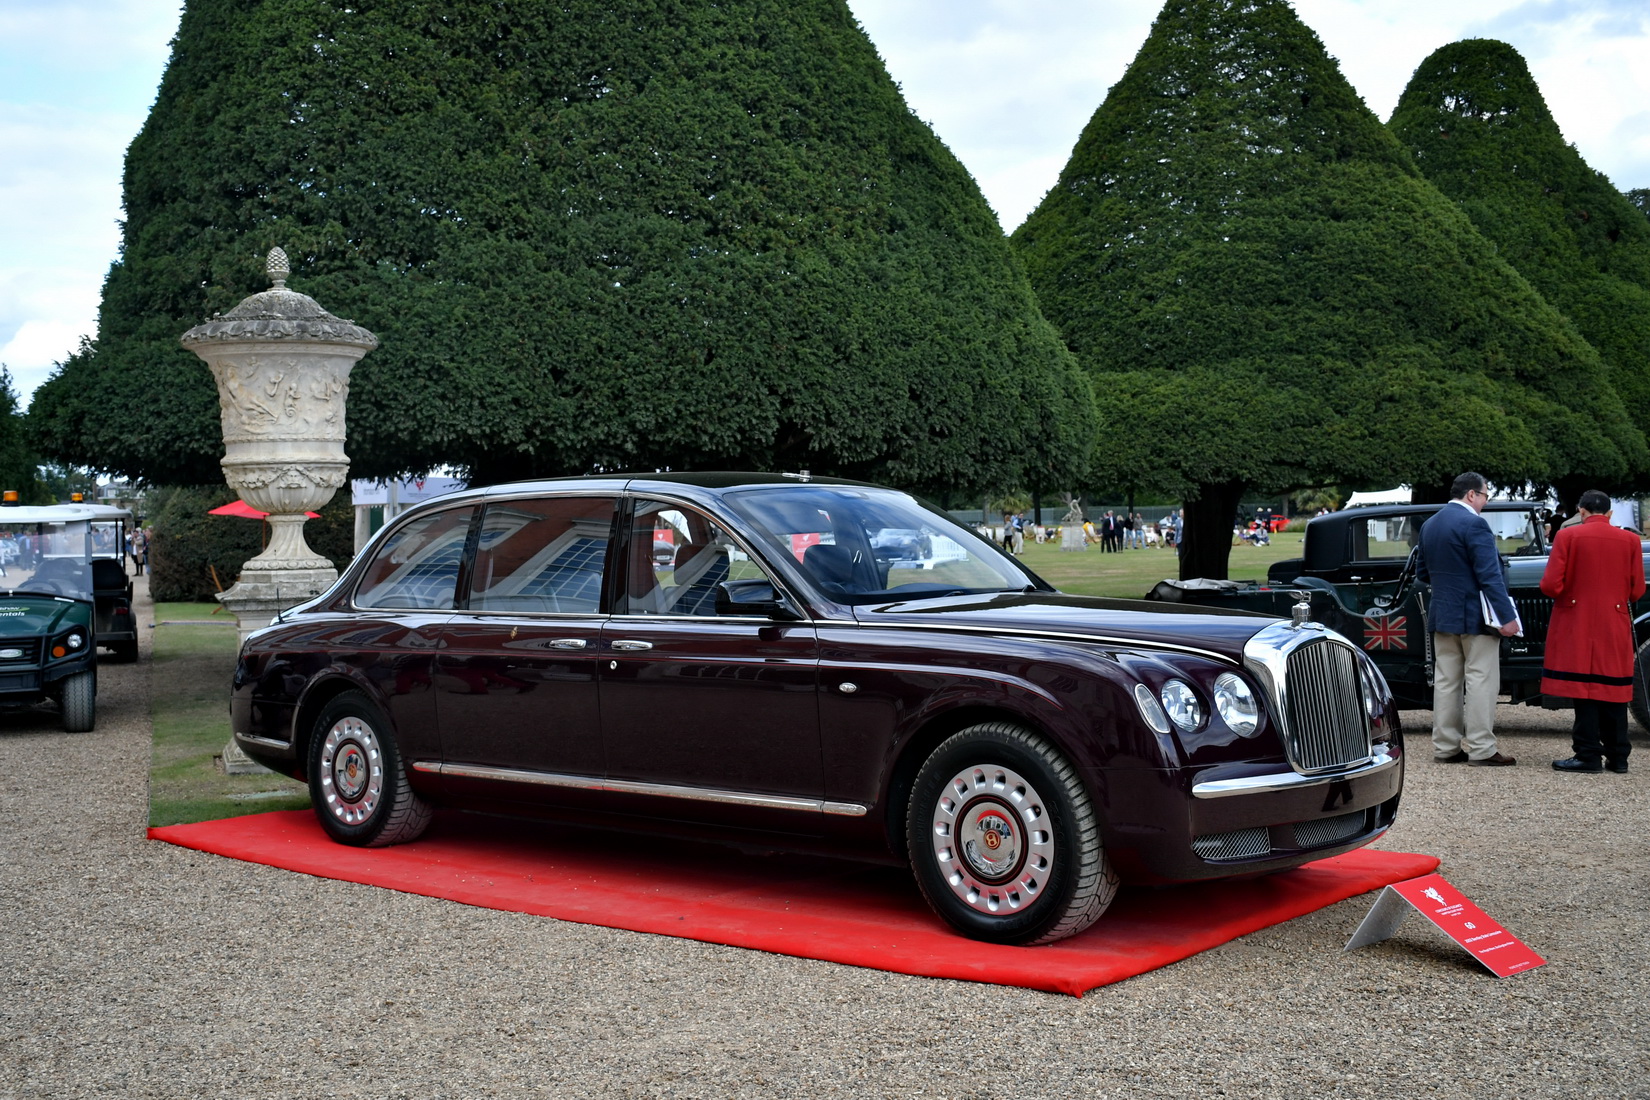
top-left (1543, 490), bottom-right (1646, 773)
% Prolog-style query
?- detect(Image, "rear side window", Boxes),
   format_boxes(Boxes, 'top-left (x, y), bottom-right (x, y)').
top-left (467, 497), bottom-right (617, 614)
top-left (355, 506), bottom-right (477, 610)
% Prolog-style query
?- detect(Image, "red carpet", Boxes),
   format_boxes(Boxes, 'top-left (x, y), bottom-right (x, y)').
top-left (150, 810), bottom-right (1437, 996)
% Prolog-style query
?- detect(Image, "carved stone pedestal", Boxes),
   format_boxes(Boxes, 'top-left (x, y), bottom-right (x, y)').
top-left (181, 248), bottom-right (378, 776)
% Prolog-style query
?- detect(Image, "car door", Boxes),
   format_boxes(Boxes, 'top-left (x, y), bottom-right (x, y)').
top-left (432, 494), bottom-right (618, 782)
top-left (598, 497), bottom-right (822, 819)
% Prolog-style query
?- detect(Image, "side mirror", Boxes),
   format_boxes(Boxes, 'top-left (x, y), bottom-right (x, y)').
top-left (715, 578), bottom-right (800, 620)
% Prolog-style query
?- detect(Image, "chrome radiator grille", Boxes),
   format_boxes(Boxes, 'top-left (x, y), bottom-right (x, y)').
top-left (1282, 639), bottom-right (1371, 773)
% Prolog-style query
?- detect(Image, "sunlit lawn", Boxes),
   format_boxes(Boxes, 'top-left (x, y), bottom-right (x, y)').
top-left (1014, 531), bottom-right (1305, 598)
top-left (149, 601), bottom-right (309, 826)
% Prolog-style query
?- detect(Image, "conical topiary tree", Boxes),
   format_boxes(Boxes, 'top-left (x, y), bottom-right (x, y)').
top-left (1390, 39), bottom-right (1650, 502)
top-left (1012, 0), bottom-right (1644, 580)
top-left (31, 0), bottom-right (1094, 496)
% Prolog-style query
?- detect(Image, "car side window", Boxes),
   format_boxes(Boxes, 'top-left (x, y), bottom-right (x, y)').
top-left (1353, 516), bottom-right (1421, 562)
top-left (467, 497), bottom-right (617, 614)
top-left (355, 506), bottom-right (477, 610)
top-left (624, 500), bottom-right (775, 617)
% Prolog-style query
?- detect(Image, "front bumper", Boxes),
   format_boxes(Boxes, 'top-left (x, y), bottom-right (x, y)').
top-left (1095, 740), bottom-right (1405, 884)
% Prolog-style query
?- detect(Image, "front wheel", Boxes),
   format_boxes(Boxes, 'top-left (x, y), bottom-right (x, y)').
top-left (59, 670), bottom-right (95, 732)
top-left (906, 722), bottom-right (1118, 945)
top-left (308, 692), bottom-right (432, 847)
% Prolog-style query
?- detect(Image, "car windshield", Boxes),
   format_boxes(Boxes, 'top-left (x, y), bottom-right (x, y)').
top-left (724, 485), bottom-right (1035, 603)
top-left (0, 519), bottom-right (121, 601)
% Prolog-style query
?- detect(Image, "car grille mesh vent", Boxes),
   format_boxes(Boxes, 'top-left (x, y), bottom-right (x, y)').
top-left (1293, 810), bottom-right (1368, 850)
top-left (1283, 639), bottom-right (1370, 772)
top-left (0, 638), bottom-right (41, 663)
top-left (1193, 827), bottom-right (1271, 862)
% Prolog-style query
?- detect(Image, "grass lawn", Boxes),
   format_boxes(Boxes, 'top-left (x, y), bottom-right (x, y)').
top-left (148, 601), bottom-right (309, 827)
top-left (1013, 531), bottom-right (1306, 598)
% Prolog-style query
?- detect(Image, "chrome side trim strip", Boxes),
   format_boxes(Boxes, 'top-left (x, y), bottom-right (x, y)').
top-left (236, 732), bottom-right (292, 751)
top-left (845, 619), bottom-right (1239, 665)
top-left (1191, 746), bottom-right (1399, 799)
top-left (412, 761), bottom-right (870, 817)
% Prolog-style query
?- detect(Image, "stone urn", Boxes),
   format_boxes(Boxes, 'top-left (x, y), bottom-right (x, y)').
top-left (180, 247), bottom-right (378, 632)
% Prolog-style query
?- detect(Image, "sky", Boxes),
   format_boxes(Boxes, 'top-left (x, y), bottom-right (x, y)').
top-left (1, 0), bottom-right (1646, 408)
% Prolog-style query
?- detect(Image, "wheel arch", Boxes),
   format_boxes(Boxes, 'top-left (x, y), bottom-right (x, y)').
top-left (291, 673), bottom-right (384, 781)
top-left (879, 704), bottom-right (1086, 860)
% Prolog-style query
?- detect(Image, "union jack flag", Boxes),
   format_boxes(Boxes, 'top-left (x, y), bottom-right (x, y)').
top-left (1363, 615), bottom-right (1408, 651)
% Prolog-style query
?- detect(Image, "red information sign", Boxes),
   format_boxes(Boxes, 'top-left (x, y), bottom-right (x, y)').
top-left (1344, 872), bottom-right (1545, 977)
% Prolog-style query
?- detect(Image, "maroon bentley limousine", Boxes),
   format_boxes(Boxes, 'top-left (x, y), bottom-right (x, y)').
top-left (230, 473), bottom-right (1403, 944)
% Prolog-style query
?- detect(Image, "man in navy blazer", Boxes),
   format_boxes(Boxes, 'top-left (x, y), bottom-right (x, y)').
top-left (1417, 472), bottom-right (1523, 766)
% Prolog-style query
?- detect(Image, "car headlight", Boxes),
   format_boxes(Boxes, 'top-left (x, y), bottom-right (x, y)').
top-left (1133, 682), bottom-right (1170, 734)
top-left (1159, 679), bottom-right (1202, 732)
top-left (66, 632), bottom-right (84, 649)
top-left (1212, 672), bottom-right (1259, 735)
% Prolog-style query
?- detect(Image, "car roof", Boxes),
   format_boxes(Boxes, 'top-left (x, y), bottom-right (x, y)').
top-left (477, 471), bottom-right (877, 493)
top-left (1333, 500), bottom-right (1537, 519)
top-left (0, 503), bottom-right (134, 524)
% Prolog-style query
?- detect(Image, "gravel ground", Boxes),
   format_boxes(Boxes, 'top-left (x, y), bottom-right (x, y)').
top-left (2, 580), bottom-right (1647, 1099)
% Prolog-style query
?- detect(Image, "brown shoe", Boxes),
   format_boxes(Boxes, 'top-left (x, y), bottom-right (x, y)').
top-left (1434, 751), bottom-right (1469, 763)
top-left (1469, 752), bottom-right (1517, 767)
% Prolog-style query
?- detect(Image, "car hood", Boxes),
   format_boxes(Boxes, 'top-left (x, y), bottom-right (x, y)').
top-left (851, 591), bottom-right (1277, 663)
top-left (0, 595), bottom-right (80, 635)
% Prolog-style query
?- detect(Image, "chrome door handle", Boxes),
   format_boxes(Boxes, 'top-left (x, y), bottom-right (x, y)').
top-left (610, 639), bottom-right (653, 651)
top-left (548, 638), bottom-right (587, 650)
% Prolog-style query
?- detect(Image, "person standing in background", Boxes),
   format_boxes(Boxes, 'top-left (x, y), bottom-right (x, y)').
top-left (1418, 472), bottom-right (1522, 766)
top-left (1543, 490), bottom-right (1645, 774)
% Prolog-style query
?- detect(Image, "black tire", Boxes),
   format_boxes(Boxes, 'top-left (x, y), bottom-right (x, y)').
top-left (905, 722), bottom-right (1118, 945)
top-left (59, 670), bottom-right (95, 733)
top-left (307, 691), bottom-right (432, 847)
top-left (1632, 639), bottom-right (1650, 736)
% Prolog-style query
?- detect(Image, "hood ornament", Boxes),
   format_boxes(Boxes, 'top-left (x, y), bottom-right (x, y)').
top-left (1289, 590), bottom-right (1313, 629)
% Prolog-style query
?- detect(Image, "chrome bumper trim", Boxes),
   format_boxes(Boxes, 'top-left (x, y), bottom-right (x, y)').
top-left (1192, 746), bottom-right (1399, 799)
top-left (236, 732), bottom-right (292, 751)
top-left (413, 761), bottom-right (869, 817)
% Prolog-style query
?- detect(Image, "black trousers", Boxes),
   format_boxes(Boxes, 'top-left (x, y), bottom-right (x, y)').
top-left (1572, 699), bottom-right (1631, 764)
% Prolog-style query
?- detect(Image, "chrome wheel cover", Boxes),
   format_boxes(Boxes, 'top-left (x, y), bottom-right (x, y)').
top-left (928, 762), bottom-right (1055, 916)
top-left (319, 715), bottom-right (386, 827)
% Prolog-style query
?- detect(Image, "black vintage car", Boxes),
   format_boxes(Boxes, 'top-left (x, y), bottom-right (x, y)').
top-left (231, 474), bottom-right (1402, 945)
top-left (1148, 501), bottom-right (1650, 729)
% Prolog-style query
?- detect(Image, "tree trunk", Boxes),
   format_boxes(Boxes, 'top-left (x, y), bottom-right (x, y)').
top-left (1178, 480), bottom-right (1247, 581)
top-left (1550, 475), bottom-right (1585, 514)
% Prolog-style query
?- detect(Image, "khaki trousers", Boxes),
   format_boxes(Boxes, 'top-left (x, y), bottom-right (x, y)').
top-left (1431, 632), bottom-right (1502, 760)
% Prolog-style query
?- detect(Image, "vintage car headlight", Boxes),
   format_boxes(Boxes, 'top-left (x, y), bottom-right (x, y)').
top-left (1159, 679), bottom-right (1202, 732)
top-left (1212, 672), bottom-right (1259, 735)
top-left (1133, 682), bottom-right (1171, 734)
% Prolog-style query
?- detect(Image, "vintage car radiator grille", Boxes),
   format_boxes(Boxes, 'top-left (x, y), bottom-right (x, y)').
top-left (1512, 596), bottom-right (1553, 651)
top-left (1293, 810), bottom-right (1368, 850)
top-left (1282, 639), bottom-right (1371, 773)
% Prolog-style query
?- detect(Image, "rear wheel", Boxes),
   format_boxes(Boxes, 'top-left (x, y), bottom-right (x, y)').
top-left (59, 670), bottom-right (95, 732)
top-left (307, 692), bottom-right (432, 847)
top-left (905, 722), bottom-right (1118, 945)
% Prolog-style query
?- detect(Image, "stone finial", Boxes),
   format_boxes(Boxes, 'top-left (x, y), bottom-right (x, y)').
top-left (267, 246), bottom-right (291, 289)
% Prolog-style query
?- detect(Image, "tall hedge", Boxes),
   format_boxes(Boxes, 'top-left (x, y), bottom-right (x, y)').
top-left (148, 486), bottom-right (356, 603)
top-left (1011, 0), bottom-right (1644, 579)
top-left (30, 0), bottom-right (1094, 498)
top-left (1389, 39), bottom-right (1650, 498)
